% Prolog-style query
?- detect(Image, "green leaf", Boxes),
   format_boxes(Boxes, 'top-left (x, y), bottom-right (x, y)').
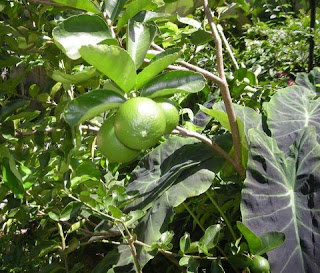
top-left (227, 254), bottom-right (253, 269)
top-left (104, 0), bottom-right (128, 21)
top-left (241, 127), bottom-right (320, 273)
top-left (52, 0), bottom-right (100, 14)
top-left (140, 71), bottom-right (206, 98)
top-left (191, 29), bottom-right (213, 45)
top-left (79, 45), bottom-right (136, 92)
top-left (0, 54), bottom-right (20, 68)
top-left (199, 224), bottom-right (221, 255)
top-left (295, 67), bottom-right (320, 94)
top-left (132, 10), bottom-right (171, 23)
top-left (64, 89), bottom-right (126, 126)
top-left (265, 85), bottom-right (320, 154)
top-left (236, 221), bottom-right (262, 254)
top-left (50, 67), bottom-right (98, 84)
top-left (1, 156), bottom-right (24, 199)
top-left (116, 0), bottom-right (157, 30)
top-left (53, 14), bottom-right (113, 60)
top-left (256, 231), bottom-right (286, 255)
top-left (60, 201), bottom-right (82, 221)
top-left (108, 205), bottom-right (123, 219)
top-left (180, 233), bottom-right (191, 254)
top-left (0, 100), bottom-right (27, 122)
top-left (136, 49), bottom-right (181, 89)
top-left (127, 20), bottom-right (156, 69)
top-left (210, 259), bottom-right (225, 273)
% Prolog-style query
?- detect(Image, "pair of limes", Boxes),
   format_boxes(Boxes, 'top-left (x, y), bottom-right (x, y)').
top-left (97, 97), bottom-right (179, 163)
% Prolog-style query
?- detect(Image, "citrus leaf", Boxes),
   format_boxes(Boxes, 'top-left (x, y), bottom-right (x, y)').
top-left (199, 224), bottom-right (221, 254)
top-left (104, 0), bottom-right (128, 21)
top-left (79, 45), bottom-right (136, 92)
top-left (136, 49), bottom-right (181, 89)
top-left (60, 201), bottom-right (82, 221)
top-left (64, 89), bottom-right (126, 126)
top-left (140, 70), bottom-right (206, 98)
top-left (50, 67), bottom-right (97, 84)
top-left (236, 221), bottom-right (262, 254)
top-left (265, 85), bottom-right (320, 154)
top-left (1, 156), bottom-right (24, 199)
top-left (116, 0), bottom-right (157, 30)
top-left (127, 20), bottom-right (156, 69)
top-left (256, 231), bottom-right (286, 256)
top-left (241, 126), bottom-right (320, 273)
top-left (52, 0), bottom-right (100, 14)
top-left (180, 233), bottom-right (191, 254)
top-left (53, 14), bottom-right (113, 60)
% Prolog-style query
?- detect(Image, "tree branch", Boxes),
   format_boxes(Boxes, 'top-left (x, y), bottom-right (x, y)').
top-left (172, 126), bottom-right (245, 178)
top-left (203, 0), bottom-right (243, 173)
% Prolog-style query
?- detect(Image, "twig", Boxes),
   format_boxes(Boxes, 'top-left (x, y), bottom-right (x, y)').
top-left (121, 224), bottom-right (143, 273)
top-left (57, 223), bottom-right (69, 273)
top-left (171, 126), bottom-right (245, 178)
top-left (203, 0), bottom-right (243, 174)
top-left (217, 25), bottom-right (239, 70)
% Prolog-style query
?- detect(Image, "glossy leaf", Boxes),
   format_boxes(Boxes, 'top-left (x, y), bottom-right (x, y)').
top-left (60, 201), bottom-right (82, 221)
top-left (127, 20), bottom-right (156, 69)
top-left (52, 0), bottom-right (100, 14)
top-left (265, 85), bottom-right (320, 154)
top-left (1, 156), bottom-right (24, 199)
top-left (50, 67), bottom-right (97, 84)
top-left (64, 89), bottom-right (125, 126)
top-left (136, 49), bottom-right (181, 89)
top-left (241, 127), bottom-right (320, 273)
top-left (140, 71), bottom-right (206, 98)
top-left (236, 221), bottom-right (262, 254)
top-left (104, 0), bottom-right (128, 21)
top-left (116, 0), bottom-right (158, 30)
top-left (52, 14), bottom-right (113, 60)
top-left (180, 233), bottom-right (191, 254)
top-left (132, 10), bottom-right (171, 23)
top-left (79, 45), bottom-right (136, 92)
top-left (199, 224), bottom-right (221, 255)
top-left (295, 67), bottom-right (320, 93)
top-left (257, 232), bottom-right (286, 256)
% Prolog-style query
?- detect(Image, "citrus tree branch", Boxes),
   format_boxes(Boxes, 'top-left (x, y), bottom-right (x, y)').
top-left (203, 0), bottom-right (243, 173)
top-left (172, 126), bottom-right (245, 178)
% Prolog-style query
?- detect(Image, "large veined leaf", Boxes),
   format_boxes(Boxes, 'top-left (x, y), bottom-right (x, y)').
top-left (136, 48), bottom-right (181, 89)
top-left (107, 135), bottom-right (231, 272)
top-left (241, 126), bottom-right (320, 273)
top-left (52, 14), bottom-right (113, 60)
top-left (104, 0), bottom-right (128, 21)
top-left (295, 67), bottom-right (320, 94)
top-left (79, 45), bottom-right (136, 93)
top-left (52, 0), bottom-right (100, 14)
top-left (265, 85), bottom-right (320, 154)
top-left (140, 70), bottom-right (206, 98)
top-left (64, 89), bottom-right (126, 126)
top-left (50, 67), bottom-right (97, 84)
top-left (127, 20), bottom-right (157, 69)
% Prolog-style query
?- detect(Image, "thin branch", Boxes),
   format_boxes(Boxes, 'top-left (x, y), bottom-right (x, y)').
top-left (151, 43), bottom-right (224, 86)
top-left (217, 24), bottom-right (239, 70)
top-left (172, 126), bottom-right (245, 178)
top-left (203, 0), bottom-right (243, 173)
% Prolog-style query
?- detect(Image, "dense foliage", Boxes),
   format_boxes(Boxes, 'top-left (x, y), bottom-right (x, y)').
top-left (0, 0), bottom-right (319, 273)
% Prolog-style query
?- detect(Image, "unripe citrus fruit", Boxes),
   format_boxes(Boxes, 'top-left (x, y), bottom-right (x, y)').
top-left (250, 255), bottom-right (270, 273)
top-left (97, 116), bottom-right (139, 163)
top-left (155, 98), bottom-right (179, 134)
top-left (114, 97), bottom-right (166, 150)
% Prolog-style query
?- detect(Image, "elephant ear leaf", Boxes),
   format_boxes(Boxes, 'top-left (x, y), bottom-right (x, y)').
top-left (241, 126), bottom-right (320, 273)
top-left (265, 85), bottom-right (320, 154)
top-left (64, 89), bottom-right (126, 126)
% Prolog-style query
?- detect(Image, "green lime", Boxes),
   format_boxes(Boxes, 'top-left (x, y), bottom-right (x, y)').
top-left (97, 116), bottom-right (140, 163)
top-left (114, 97), bottom-right (166, 150)
top-left (154, 98), bottom-right (179, 134)
top-left (250, 256), bottom-right (270, 273)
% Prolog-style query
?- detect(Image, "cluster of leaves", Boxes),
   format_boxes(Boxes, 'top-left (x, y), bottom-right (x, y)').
top-left (0, 0), bottom-right (319, 273)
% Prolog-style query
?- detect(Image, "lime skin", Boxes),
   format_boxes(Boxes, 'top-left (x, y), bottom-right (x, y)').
top-left (250, 255), bottom-right (270, 273)
top-left (154, 98), bottom-right (179, 134)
